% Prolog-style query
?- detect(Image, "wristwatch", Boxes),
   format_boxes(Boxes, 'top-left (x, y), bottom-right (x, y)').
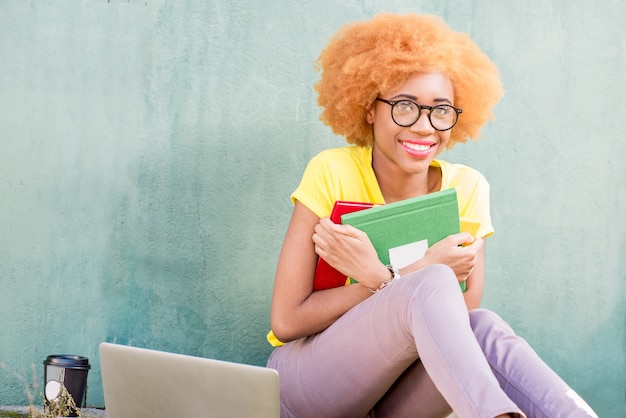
top-left (368, 264), bottom-right (401, 294)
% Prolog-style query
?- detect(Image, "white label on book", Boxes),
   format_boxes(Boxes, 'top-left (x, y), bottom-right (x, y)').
top-left (388, 239), bottom-right (428, 270)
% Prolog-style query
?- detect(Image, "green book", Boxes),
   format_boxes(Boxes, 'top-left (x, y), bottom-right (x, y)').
top-left (341, 188), bottom-right (466, 291)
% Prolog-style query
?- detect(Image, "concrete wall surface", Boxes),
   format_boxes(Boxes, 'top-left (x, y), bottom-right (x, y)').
top-left (0, 1), bottom-right (624, 415)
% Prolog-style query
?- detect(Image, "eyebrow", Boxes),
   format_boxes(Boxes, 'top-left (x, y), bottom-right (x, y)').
top-left (389, 94), bottom-right (453, 104)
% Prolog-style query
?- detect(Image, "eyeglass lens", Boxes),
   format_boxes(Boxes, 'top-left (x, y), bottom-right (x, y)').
top-left (392, 100), bottom-right (458, 131)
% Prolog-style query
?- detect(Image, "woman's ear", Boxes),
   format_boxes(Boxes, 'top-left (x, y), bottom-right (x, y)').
top-left (366, 105), bottom-right (375, 124)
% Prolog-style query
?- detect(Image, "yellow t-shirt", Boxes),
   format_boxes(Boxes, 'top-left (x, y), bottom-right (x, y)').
top-left (267, 145), bottom-right (494, 347)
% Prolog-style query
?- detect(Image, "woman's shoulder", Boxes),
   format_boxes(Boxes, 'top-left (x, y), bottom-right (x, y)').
top-left (436, 159), bottom-right (494, 238)
top-left (293, 146), bottom-right (377, 217)
top-left (305, 145), bottom-right (372, 176)
top-left (312, 145), bottom-right (371, 164)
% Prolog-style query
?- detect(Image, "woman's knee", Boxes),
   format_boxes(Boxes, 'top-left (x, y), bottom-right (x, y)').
top-left (418, 263), bottom-right (456, 280)
top-left (402, 264), bottom-right (457, 290)
top-left (367, 264), bottom-right (463, 323)
top-left (469, 308), bottom-right (518, 350)
top-left (469, 307), bottom-right (500, 325)
top-left (386, 264), bottom-right (464, 311)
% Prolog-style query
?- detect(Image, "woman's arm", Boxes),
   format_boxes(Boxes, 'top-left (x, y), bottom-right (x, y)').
top-left (462, 242), bottom-right (484, 310)
top-left (397, 232), bottom-right (485, 310)
top-left (270, 203), bottom-right (487, 342)
top-left (269, 201), bottom-right (387, 343)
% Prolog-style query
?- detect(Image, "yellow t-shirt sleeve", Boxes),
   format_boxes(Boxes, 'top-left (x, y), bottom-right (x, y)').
top-left (290, 146), bottom-right (384, 217)
top-left (290, 152), bottom-right (336, 218)
top-left (266, 330), bottom-right (284, 347)
top-left (460, 172), bottom-right (494, 239)
top-left (438, 159), bottom-right (494, 239)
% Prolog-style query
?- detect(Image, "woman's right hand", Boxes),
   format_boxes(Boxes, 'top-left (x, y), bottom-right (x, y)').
top-left (421, 232), bottom-right (484, 282)
top-left (312, 217), bottom-right (391, 290)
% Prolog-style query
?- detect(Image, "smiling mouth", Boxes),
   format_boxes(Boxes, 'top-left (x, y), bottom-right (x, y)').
top-left (401, 141), bottom-right (434, 152)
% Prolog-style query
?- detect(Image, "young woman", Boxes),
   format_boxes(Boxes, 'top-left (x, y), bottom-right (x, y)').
top-left (266, 13), bottom-right (597, 418)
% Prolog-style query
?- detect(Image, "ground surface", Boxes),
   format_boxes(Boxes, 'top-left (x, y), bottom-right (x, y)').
top-left (0, 406), bottom-right (458, 417)
top-left (0, 406), bottom-right (106, 417)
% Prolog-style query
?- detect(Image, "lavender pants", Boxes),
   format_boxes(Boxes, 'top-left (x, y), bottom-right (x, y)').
top-left (267, 265), bottom-right (597, 418)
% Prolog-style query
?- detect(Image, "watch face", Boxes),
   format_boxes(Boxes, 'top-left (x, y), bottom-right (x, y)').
top-left (45, 379), bottom-right (62, 401)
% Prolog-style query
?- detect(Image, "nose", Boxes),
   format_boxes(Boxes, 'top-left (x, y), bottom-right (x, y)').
top-left (408, 109), bottom-right (435, 134)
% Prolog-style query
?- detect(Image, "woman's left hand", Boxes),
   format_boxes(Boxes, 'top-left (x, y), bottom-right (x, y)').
top-left (312, 217), bottom-right (390, 290)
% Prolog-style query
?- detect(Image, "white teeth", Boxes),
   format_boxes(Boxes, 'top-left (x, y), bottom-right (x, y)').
top-left (403, 142), bottom-right (432, 151)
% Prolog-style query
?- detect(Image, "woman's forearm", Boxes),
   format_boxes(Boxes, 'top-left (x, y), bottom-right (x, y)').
top-left (271, 283), bottom-right (372, 343)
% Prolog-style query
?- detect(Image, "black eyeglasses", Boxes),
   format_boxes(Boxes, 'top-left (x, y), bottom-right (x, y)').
top-left (375, 98), bottom-right (462, 131)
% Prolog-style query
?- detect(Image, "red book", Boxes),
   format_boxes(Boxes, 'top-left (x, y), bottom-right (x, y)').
top-left (312, 201), bottom-right (375, 291)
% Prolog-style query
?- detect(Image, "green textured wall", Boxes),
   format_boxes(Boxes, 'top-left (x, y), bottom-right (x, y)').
top-left (0, 1), bottom-right (624, 415)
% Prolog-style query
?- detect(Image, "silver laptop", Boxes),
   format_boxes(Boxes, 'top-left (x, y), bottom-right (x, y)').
top-left (99, 342), bottom-right (280, 418)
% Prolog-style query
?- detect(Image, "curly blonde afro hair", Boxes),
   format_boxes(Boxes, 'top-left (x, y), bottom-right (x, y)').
top-left (315, 13), bottom-right (503, 148)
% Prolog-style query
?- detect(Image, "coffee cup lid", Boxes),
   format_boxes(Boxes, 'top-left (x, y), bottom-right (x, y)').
top-left (43, 355), bottom-right (91, 369)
